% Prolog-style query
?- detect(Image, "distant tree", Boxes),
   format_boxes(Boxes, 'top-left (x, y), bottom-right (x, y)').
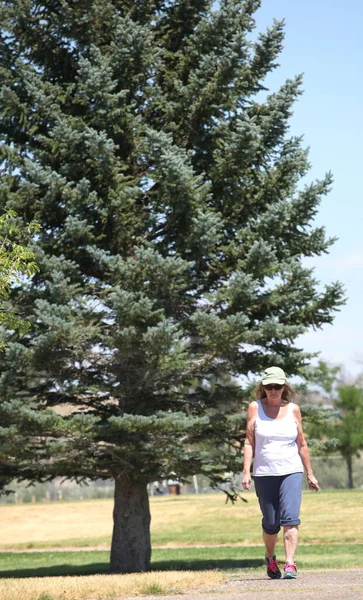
top-left (332, 385), bottom-right (363, 489)
top-left (299, 359), bottom-right (341, 444)
top-left (302, 361), bottom-right (363, 488)
top-left (0, 0), bottom-right (344, 572)
top-left (308, 360), bottom-right (341, 396)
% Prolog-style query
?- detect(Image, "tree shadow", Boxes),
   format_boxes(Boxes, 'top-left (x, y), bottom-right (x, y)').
top-left (0, 563), bottom-right (109, 579)
top-left (152, 558), bottom-right (263, 571)
top-left (0, 558), bottom-right (263, 578)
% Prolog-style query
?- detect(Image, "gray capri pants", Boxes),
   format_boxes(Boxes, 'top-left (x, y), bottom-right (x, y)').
top-left (254, 472), bottom-right (303, 535)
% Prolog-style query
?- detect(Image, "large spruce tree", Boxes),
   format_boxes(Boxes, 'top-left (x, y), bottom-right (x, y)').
top-left (0, 0), bottom-right (344, 572)
top-left (0, 210), bottom-right (39, 338)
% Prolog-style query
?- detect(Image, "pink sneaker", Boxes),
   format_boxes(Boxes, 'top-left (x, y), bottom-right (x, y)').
top-left (283, 563), bottom-right (297, 579)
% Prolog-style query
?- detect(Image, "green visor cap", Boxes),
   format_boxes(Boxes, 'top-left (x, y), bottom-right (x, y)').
top-left (261, 366), bottom-right (286, 385)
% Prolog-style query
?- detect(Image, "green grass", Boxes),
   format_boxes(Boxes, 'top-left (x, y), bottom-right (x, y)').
top-left (140, 583), bottom-right (175, 596)
top-left (1, 544), bottom-right (362, 578)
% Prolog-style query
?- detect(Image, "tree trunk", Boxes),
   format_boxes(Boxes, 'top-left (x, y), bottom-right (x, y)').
top-left (346, 455), bottom-right (354, 489)
top-left (110, 475), bottom-right (151, 573)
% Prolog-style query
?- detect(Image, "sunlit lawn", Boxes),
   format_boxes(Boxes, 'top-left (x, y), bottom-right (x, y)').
top-left (1, 491), bottom-right (362, 600)
top-left (0, 489), bottom-right (362, 550)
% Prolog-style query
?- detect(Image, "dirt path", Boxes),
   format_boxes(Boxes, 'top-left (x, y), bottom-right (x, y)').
top-left (125, 569), bottom-right (363, 600)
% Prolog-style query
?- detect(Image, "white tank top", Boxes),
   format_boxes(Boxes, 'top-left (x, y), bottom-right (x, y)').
top-left (253, 400), bottom-right (303, 477)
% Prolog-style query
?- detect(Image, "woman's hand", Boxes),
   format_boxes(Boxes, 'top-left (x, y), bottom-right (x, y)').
top-left (307, 473), bottom-right (320, 491)
top-left (242, 472), bottom-right (252, 491)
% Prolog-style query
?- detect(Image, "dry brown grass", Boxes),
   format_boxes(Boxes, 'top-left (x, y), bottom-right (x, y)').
top-left (0, 500), bottom-right (113, 548)
top-left (1, 490), bottom-right (363, 549)
top-left (0, 570), bottom-right (224, 600)
top-left (149, 490), bottom-right (363, 545)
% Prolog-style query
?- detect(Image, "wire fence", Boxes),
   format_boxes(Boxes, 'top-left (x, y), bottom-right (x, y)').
top-left (1, 456), bottom-right (362, 503)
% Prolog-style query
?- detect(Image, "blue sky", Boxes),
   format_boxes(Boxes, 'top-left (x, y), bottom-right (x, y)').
top-left (254, 0), bottom-right (363, 376)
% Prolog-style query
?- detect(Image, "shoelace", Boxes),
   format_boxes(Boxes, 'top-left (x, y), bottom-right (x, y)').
top-left (284, 563), bottom-right (297, 571)
top-left (268, 560), bottom-right (280, 572)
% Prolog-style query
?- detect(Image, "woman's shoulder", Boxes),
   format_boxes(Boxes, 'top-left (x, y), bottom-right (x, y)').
top-left (247, 400), bottom-right (259, 415)
top-left (290, 402), bottom-right (302, 416)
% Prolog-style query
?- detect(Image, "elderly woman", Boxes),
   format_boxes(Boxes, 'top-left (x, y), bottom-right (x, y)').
top-left (242, 366), bottom-right (319, 580)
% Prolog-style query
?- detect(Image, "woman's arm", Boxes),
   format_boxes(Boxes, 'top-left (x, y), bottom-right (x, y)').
top-left (242, 401), bottom-right (257, 491)
top-left (293, 404), bottom-right (320, 491)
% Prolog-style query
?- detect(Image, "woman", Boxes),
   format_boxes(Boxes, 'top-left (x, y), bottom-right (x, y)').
top-left (242, 366), bottom-right (319, 580)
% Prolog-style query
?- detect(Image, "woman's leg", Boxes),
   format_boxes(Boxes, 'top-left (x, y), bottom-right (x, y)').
top-left (254, 477), bottom-right (284, 578)
top-left (263, 530), bottom-right (278, 558)
top-left (254, 477), bottom-right (281, 555)
top-left (279, 473), bottom-right (302, 565)
top-left (283, 525), bottom-right (299, 563)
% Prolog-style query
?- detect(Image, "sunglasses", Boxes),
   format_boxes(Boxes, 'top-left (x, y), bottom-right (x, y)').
top-left (264, 383), bottom-right (284, 391)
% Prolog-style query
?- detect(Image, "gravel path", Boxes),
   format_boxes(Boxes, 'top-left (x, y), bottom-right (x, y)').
top-left (127, 569), bottom-right (363, 600)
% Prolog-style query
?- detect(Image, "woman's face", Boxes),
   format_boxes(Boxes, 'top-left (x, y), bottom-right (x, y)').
top-left (263, 383), bottom-right (284, 402)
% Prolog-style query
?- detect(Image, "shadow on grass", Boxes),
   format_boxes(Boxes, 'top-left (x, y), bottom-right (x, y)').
top-left (153, 558), bottom-right (263, 571)
top-left (0, 558), bottom-right (263, 578)
top-left (0, 563), bottom-right (110, 579)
